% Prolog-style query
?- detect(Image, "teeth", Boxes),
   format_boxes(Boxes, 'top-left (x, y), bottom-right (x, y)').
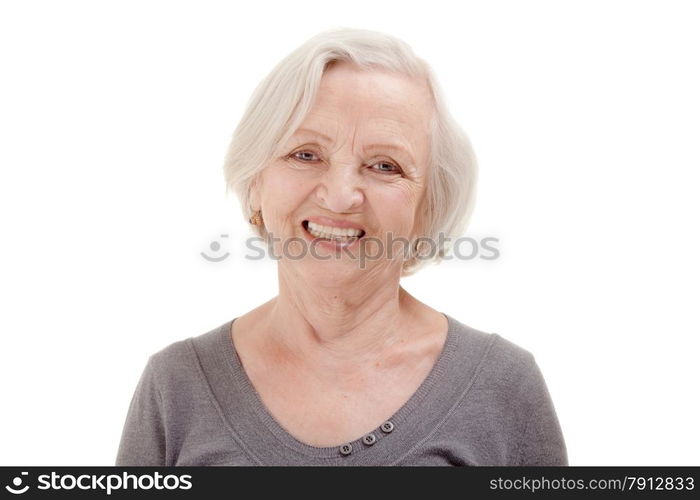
top-left (307, 221), bottom-right (362, 238)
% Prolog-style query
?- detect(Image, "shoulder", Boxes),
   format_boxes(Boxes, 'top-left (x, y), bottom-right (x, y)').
top-left (445, 315), bottom-right (567, 465)
top-left (144, 320), bottom-right (233, 393)
top-left (447, 313), bottom-right (536, 368)
top-left (445, 314), bottom-right (542, 394)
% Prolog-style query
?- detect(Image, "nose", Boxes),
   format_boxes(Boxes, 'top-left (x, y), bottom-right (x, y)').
top-left (315, 161), bottom-right (365, 213)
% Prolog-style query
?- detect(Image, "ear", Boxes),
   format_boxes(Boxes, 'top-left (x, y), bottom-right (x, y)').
top-left (248, 173), bottom-right (262, 211)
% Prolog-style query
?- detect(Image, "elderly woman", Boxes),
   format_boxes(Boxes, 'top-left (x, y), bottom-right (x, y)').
top-left (116, 28), bottom-right (567, 466)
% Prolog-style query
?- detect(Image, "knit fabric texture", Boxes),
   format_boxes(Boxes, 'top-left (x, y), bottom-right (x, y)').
top-left (116, 313), bottom-right (568, 466)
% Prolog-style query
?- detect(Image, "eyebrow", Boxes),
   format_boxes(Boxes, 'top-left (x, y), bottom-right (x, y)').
top-left (292, 128), bottom-right (415, 163)
top-left (293, 128), bottom-right (334, 143)
top-left (362, 144), bottom-right (416, 166)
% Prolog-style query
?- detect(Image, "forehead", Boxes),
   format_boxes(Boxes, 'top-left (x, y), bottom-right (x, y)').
top-left (294, 62), bottom-right (434, 147)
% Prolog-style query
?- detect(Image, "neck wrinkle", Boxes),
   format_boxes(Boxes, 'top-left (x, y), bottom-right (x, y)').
top-left (268, 264), bottom-right (414, 367)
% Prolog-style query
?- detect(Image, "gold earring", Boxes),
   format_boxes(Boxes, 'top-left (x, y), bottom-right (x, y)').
top-left (248, 210), bottom-right (264, 226)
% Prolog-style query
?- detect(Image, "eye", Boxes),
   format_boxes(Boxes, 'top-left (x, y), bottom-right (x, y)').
top-left (289, 150), bottom-right (320, 162)
top-left (370, 161), bottom-right (402, 175)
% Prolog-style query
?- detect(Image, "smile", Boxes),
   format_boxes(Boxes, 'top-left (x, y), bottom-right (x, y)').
top-left (301, 220), bottom-right (366, 248)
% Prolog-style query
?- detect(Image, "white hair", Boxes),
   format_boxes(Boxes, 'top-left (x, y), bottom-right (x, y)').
top-left (223, 27), bottom-right (478, 276)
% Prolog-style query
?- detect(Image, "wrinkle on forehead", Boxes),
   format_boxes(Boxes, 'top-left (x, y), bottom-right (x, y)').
top-left (318, 62), bottom-right (434, 127)
top-left (293, 62), bottom-right (435, 166)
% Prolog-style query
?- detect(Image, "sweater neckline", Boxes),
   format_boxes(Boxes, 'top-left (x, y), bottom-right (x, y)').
top-left (214, 312), bottom-right (461, 464)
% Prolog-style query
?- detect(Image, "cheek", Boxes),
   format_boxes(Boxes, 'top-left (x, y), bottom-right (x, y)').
top-left (260, 165), bottom-right (311, 212)
top-left (368, 183), bottom-right (423, 231)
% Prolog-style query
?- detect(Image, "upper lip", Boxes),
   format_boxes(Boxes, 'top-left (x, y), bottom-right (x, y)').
top-left (304, 216), bottom-right (365, 232)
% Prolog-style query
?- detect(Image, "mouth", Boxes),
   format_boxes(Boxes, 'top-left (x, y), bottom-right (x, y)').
top-left (301, 220), bottom-right (366, 245)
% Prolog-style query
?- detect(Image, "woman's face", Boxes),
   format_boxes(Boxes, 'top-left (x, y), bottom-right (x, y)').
top-left (252, 61), bottom-right (434, 281)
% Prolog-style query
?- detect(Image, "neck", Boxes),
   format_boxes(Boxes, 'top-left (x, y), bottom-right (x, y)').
top-left (262, 263), bottom-right (419, 368)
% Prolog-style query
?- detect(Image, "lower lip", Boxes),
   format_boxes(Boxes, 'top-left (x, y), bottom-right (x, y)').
top-left (301, 221), bottom-right (364, 250)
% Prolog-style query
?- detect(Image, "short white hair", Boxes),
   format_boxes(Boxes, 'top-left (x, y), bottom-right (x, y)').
top-left (223, 27), bottom-right (478, 276)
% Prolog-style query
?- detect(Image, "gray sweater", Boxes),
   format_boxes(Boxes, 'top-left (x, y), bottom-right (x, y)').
top-left (115, 313), bottom-right (568, 466)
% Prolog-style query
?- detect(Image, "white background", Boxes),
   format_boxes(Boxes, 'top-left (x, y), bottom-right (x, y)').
top-left (1, 0), bottom-right (698, 466)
